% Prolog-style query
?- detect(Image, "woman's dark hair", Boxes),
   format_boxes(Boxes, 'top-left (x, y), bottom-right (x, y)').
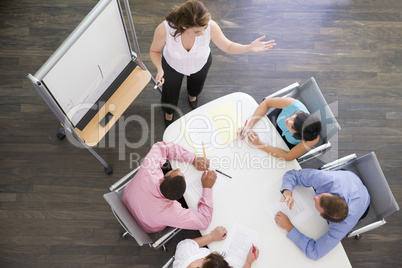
top-left (320, 194), bottom-right (349, 223)
top-left (202, 253), bottom-right (231, 268)
top-left (165, 0), bottom-right (211, 38)
top-left (160, 174), bottom-right (186, 200)
top-left (292, 112), bottom-right (322, 141)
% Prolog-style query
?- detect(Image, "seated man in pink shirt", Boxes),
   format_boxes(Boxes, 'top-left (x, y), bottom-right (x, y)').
top-left (123, 141), bottom-right (216, 233)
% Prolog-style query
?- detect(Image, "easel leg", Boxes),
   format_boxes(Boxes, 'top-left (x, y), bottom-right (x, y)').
top-left (83, 143), bottom-right (113, 175)
top-left (64, 126), bottom-right (113, 175)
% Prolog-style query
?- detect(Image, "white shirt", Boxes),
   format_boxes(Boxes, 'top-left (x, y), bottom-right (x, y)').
top-left (173, 239), bottom-right (211, 268)
top-left (163, 20), bottom-right (211, 76)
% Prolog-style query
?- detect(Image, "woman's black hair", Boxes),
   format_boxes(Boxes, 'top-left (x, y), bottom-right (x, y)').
top-left (292, 112), bottom-right (322, 141)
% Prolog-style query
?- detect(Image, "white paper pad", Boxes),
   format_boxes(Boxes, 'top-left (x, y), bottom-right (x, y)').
top-left (266, 188), bottom-right (314, 226)
top-left (221, 223), bottom-right (259, 268)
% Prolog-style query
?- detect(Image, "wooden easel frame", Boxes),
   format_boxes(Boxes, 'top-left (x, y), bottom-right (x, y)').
top-left (26, 0), bottom-right (160, 174)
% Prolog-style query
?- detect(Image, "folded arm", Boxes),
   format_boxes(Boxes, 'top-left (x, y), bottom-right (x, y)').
top-left (163, 188), bottom-right (213, 230)
top-left (287, 225), bottom-right (347, 261)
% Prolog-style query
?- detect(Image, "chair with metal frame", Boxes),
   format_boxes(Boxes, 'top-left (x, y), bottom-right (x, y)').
top-left (320, 152), bottom-right (400, 239)
top-left (162, 256), bottom-right (175, 268)
top-left (264, 77), bottom-right (341, 164)
top-left (103, 167), bottom-right (181, 251)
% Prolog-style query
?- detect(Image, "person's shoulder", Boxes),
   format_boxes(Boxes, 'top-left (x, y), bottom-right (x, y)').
top-left (209, 20), bottom-right (220, 32)
top-left (285, 99), bottom-right (309, 113)
top-left (177, 238), bottom-right (198, 248)
top-left (155, 21), bottom-right (167, 33)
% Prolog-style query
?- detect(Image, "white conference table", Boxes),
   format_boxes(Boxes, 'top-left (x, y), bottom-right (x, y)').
top-left (163, 92), bottom-right (351, 268)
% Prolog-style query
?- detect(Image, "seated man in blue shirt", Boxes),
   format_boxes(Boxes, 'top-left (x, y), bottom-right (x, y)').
top-left (275, 169), bottom-right (370, 261)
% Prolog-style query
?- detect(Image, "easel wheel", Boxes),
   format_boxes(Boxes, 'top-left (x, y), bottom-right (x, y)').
top-left (104, 166), bottom-right (113, 175)
top-left (56, 128), bottom-right (66, 140)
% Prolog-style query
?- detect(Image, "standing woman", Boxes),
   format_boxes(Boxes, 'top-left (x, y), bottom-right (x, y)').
top-left (150, 0), bottom-right (276, 126)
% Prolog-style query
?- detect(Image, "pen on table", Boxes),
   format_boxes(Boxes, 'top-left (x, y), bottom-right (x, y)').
top-left (252, 243), bottom-right (258, 260)
top-left (215, 169), bottom-right (232, 179)
top-left (241, 120), bottom-right (248, 137)
top-left (281, 192), bottom-right (287, 204)
top-left (202, 142), bottom-right (206, 158)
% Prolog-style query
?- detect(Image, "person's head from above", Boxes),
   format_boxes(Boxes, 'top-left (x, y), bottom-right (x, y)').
top-left (314, 193), bottom-right (349, 223)
top-left (285, 112), bottom-right (322, 142)
top-left (166, 0), bottom-right (211, 38)
top-left (190, 252), bottom-right (231, 268)
top-left (160, 168), bottom-right (186, 200)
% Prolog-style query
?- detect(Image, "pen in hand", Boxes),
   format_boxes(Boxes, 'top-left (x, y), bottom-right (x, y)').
top-left (202, 141), bottom-right (206, 158)
top-left (252, 243), bottom-right (258, 260)
top-left (241, 120), bottom-right (248, 137)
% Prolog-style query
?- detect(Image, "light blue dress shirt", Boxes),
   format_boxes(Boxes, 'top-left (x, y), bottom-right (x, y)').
top-left (281, 169), bottom-right (370, 261)
top-left (277, 100), bottom-right (309, 145)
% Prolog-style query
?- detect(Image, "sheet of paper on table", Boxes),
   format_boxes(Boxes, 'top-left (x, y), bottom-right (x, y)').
top-left (265, 187), bottom-right (314, 226)
top-left (221, 223), bottom-right (260, 268)
top-left (175, 163), bottom-right (228, 204)
top-left (182, 101), bottom-right (240, 156)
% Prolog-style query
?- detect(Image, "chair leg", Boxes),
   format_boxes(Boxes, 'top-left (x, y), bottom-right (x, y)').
top-left (354, 234), bottom-right (362, 240)
top-left (120, 231), bottom-right (128, 239)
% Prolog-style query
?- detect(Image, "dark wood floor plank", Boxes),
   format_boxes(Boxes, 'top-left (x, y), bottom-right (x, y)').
top-left (0, 0), bottom-right (401, 267)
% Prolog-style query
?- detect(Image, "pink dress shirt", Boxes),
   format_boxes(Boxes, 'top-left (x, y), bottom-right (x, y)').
top-left (122, 141), bottom-right (213, 233)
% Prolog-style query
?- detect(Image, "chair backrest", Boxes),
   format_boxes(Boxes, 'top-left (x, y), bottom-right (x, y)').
top-left (103, 184), bottom-right (154, 246)
top-left (291, 77), bottom-right (341, 144)
top-left (333, 152), bottom-right (399, 231)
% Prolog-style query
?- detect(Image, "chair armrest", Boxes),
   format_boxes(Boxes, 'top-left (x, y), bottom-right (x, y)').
top-left (109, 166), bottom-right (141, 191)
top-left (151, 227), bottom-right (181, 250)
top-left (297, 142), bottom-right (332, 164)
top-left (320, 154), bottom-right (357, 171)
top-left (264, 82), bottom-right (299, 100)
top-left (162, 256), bottom-right (175, 268)
top-left (347, 219), bottom-right (386, 237)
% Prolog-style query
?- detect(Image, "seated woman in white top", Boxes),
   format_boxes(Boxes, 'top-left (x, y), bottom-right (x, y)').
top-left (237, 97), bottom-right (322, 161)
top-left (173, 226), bottom-right (258, 268)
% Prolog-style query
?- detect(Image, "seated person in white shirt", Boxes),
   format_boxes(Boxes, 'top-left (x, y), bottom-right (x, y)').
top-left (173, 226), bottom-right (259, 268)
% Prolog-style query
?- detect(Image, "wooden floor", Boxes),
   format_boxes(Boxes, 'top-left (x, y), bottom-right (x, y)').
top-left (1, 0), bottom-right (401, 267)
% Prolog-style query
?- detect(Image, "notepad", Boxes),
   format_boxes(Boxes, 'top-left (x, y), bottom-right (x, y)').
top-left (221, 223), bottom-right (259, 268)
top-left (182, 102), bottom-right (240, 156)
top-left (265, 188), bottom-right (314, 227)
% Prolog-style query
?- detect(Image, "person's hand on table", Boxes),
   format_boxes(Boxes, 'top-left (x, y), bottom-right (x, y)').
top-left (237, 126), bottom-right (251, 140)
top-left (275, 211), bottom-right (294, 232)
top-left (247, 130), bottom-right (264, 148)
top-left (193, 157), bottom-right (210, 171)
top-left (210, 226), bottom-right (227, 241)
top-left (201, 170), bottom-right (217, 188)
top-left (280, 189), bottom-right (294, 210)
top-left (243, 245), bottom-right (259, 268)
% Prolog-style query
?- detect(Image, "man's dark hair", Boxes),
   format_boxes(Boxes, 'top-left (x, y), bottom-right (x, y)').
top-left (320, 194), bottom-right (349, 223)
top-left (160, 174), bottom-right (186, 200)
top-left (292, 112), bottom-right (322, 141)
top-left (202, 253), bottom-right (231, 268)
